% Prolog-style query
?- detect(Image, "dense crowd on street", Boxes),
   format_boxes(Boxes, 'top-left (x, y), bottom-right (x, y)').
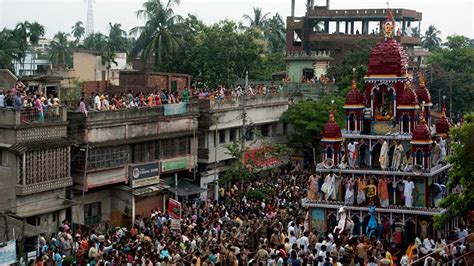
top-left (31, 162), bottom-right (471, 265)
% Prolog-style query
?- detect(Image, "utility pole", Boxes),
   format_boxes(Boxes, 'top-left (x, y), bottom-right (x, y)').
top-left (214, 115), bottom-right (219, 201)
top-left (241, 71), bottom-right (248, 158)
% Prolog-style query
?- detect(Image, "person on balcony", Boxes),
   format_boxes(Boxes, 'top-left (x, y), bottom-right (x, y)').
top-left (402, 176), bottom-right (415, 207)
top-left (392, 140), bottom-right (404, 171)
top-left (344, 177), bottom-right (355, 205)
top-left (402, 151), bottom-right (413, 172)
top-left (378, 176), bottom-right (390, 207)
top-left (347, 140), bottom-right (359, 168)
top-left (357, 176), bottom-right (367, 205)
top-left (321, 171), bottom-right (337, 201)
top-left (379, 139), bottom-right (390, 170)
top-left (431, 140), bottom-right (441, 167)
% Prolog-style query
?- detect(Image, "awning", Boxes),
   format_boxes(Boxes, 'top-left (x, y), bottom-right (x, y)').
top-left (9, 137), bottom-right (72, 154)
top-left (132, 182), bottom-right (170, 196)
top-left (0, 215), bottom-right (44, 242)
top-left (167, 179), bottom-right (207, 197)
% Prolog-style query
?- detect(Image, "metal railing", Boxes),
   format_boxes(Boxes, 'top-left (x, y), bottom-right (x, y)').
top-left (20, 107), bottom-right (64, 124)
top-left (411, 233), bottom-right (473, 265)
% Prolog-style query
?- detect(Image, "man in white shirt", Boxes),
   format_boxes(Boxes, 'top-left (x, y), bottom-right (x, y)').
top-left (299, 231), bottom-right (309, 252)
top-left (402, 177), bottom-right (415, 207)
top-left (94, 93), bottom-right (101, 111)
top-left (0, 91), bottom-right (4, 108)
top-left (347, 140), bottom-right (358, 168)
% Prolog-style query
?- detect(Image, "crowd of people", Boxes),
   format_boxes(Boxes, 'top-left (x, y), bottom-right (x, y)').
top-left (31, 162), bottom-right (471, 265)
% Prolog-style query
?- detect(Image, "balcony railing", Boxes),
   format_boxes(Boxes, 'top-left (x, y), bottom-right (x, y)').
top-left (16, 176), bottom-right (73, 195)
top-left (0, 106), bottom-right (67, 126)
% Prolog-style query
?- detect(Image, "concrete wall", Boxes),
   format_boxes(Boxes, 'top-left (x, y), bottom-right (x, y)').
top-left (72, 189), bottom-right (111, 225)
top-left (73, 52), bottom-right (102, 82)
top-left (287, 61), bottom-right (315, 83)
top-left (0, 149), bottom-right (18, 212)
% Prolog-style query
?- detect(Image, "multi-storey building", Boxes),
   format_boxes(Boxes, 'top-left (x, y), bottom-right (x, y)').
top-left (67, 102), bottom-right (198, 227)
top-left (303, 12), bottom-right (453, 242)
top-left (0, 105), bottom-right (72, 233)
top-left (286, 0), bottom-right (422, 82)
top-left (197, 94), bottom-right (289, 199)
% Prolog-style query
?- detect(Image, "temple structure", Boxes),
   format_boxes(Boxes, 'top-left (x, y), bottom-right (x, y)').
top-left (303, 9), bottom-right (453, 243)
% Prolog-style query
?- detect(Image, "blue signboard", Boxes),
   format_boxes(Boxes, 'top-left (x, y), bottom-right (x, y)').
top-left (0, 240), bottom-right (17, 265)
top-left (129, 162), bottom-right (160, 180)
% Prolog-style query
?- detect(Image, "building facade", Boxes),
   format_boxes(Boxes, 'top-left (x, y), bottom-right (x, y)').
top-left (303, 14), bottom-right (453, 242)
top-left (286, 0), bottom-right (422, 82)
top-left (197, 94), bottom-right (289, 200)
top-left (67, 102), bottom-right (198, 227)
top-left (0, 106), bottom-right (72, 233)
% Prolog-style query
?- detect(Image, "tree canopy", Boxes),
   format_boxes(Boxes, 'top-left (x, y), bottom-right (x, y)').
top-left (434, 113), bottom-right (474, 229)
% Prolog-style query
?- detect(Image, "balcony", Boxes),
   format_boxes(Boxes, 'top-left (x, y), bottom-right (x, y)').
top-left (16, 176), bottom-right (73, 196)
top-left (315, 163), bottom-right (451, 177)
top-left (302, 198), bottom-right (441, 216)
top-left (307, 8), bottom-right (422, 20)
top-left (199, 94), bottom-right (289, 112)
top-left (308, 33), bottom-right (420, 46)
top-left (0, 107), bottom-right (67, 127)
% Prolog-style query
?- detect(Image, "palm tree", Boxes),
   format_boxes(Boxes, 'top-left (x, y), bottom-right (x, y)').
top-left (0, 28), bottom-right (22, 70)
top-left (27, 22), bottom-right (45, 74)
top-left (243, 7), bottom-right (270, 30)
top-left (14, 21), bottom-right (30, 63)
top-left (50, 32), bottom-right (71, 69)
top-left (108, 23), bottom-right (128, 53)
top-left (422, 25), bottom-right (442, 51)
top-left (71, 21), bottom-right (85, 43)
top-left (130, 0), bottom-right (184, 69)
top-left (263, 13), bottom-right (286, 53)
top-left (82, 33), bottom-right (109, 51)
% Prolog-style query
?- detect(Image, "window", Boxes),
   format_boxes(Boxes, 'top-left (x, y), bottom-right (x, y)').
top-left (0, 149), bottom-right (7, 166)
top-left (101, 71), bottom-right (106, 81)
top-left (84, 202), bottom-right (101, 225)
top-left (245, 128), bottom-right (254, 141)
top-left (261, 124), bottom-right (269, 137)
top-left (198, 134), bottom-right (206, 149)
top-left (229, 129), bottom-right (236, 142)
top-left (219, 130), bottom-right (226, 144)
top-left (160, 137), bottom-right (190, 159)
top-left (132, 142), bottom-right (155, 163)
top-left (88, 146), bottom-right (129, 170)
top-left (160, 139), bottom-right (173, 158)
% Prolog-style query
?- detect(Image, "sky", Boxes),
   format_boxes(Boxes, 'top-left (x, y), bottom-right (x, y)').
top-left (0, 0), bottom-right (472, 40)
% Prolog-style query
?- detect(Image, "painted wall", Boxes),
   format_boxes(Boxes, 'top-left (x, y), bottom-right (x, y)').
top-left (287, 61), bottom-right (314, 82)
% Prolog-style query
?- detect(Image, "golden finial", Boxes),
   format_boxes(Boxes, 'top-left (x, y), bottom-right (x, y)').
top-left (351, 79), bottom-right (357, 90)
top-left (419, 101), bottom-right (426, 124)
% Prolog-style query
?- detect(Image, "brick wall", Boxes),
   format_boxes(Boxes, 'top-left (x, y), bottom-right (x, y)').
top-left (83, 81), bottom-right (108, 95)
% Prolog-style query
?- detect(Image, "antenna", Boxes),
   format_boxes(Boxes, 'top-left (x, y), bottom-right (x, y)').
top-left (85, 0), bottom-right (95, 37)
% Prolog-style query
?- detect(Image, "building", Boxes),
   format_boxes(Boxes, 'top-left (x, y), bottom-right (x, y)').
top-left (12, 51), bottom-right (53, 77)
top-left (286, 0), bottom-right (422, 82)
top-left (197, 94), bottom-right (289, 200)
top-left (119, 71), bottom-right (191, 95)
top-left (67, 102), bottom-right (199, 227)
top-left (72, 50), bottom-right (132, 86)
top-left (303, 13), bottom-right (453, 242)
top-left (0, 104), bottom-right (72, 234)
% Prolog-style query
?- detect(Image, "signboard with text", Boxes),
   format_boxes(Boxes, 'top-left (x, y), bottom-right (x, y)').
top-left (161, 157), bottom-right (188, 172)
top-left (129, 162), bottom-right (160, 188)
top-left (167, 198), bottom-right (182, 219)
top-left (164, 102), bottom-right (187, 116)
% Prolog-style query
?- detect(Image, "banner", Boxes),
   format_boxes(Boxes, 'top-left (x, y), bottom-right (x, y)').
top-left (0, 240), bottom-right (16, 265)
top-left (164, 103), bottom-right (187, 116)
top-left (161, 157), bottom-right (188, 172)
top-left (170, 218), bottom-right (181, 231)
top-left (129, 162), bottom-right (160, 188)
top-left (167, 198), bottom-right (182, 219)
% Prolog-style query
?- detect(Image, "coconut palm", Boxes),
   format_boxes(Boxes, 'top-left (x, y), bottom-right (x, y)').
top-left (263, 13), bottom-right (286, 53)
top-left (50, 32), bottom-right (71, 69)
top-left (243, 7), bottom-right (270, 30)
top-left (71, 21), bottom-right (86, 43)
top-left (28, 22), bottom-right (45, 46)
top-left (82, 33), bottom-right (109, 51)
top-left (422, 25), bottom-right (442, 51)
top-left (108, 23), bottom-right (128, 53)
top-left (130, 0), bottom-right (184, 69)
top-left (13, 21), bottom-right (30, 63)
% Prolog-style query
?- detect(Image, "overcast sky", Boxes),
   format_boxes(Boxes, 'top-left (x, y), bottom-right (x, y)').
top-left (0, 0), bottom-right (472, 40)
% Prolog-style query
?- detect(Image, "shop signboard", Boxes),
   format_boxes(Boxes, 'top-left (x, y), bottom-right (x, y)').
top-left (164, 102), bottom-right (187, 116)
top-left (129, 162), bottom-right (160, 188)
top-left (161, 157), bottom-right (188, 172)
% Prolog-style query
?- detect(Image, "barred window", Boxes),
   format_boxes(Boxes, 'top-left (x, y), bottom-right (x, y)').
top-left (88, 146), bottom-right (129, 170)
top-left (229, 128), bottom-right (237, 142)
top-left (219, 130), bottom-right (226, 144)
top-left (132, 142), bottom-right (155, 163)
top-left (84, 202), bottom-right (101, 225)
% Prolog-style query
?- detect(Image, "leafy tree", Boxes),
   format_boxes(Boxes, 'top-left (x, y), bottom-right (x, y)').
top-left (0, 28), bottom-right (22, 70)
top-left (326, 39), bottom-right (376, 96)
top-left (130, 0), bottom-right (184, 70)
top-left (50, 32), bottom-right (71, 69)
top-left (445, 35), bottom-right (470, 50)
top-left (428, 35), bottom-right (474, 114)
top-left (280, 96), bottom-right (345, 163)
top-left (434, 113), bottom-right (474, 230)
top-left (28, 22), bottom-right (45, 46)
top-left (71, 21), bottom-right (85, 43)
top-left (421, 25), bottom-right (442, 51)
